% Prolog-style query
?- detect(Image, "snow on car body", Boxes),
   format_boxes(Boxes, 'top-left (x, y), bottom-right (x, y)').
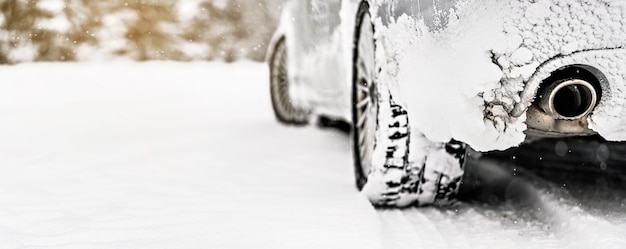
top-left (267, 0), bottom-right (626, 207)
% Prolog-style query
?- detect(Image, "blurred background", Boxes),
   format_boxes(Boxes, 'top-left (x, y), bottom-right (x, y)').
top-left (0, 0), bottom-right (283, 64)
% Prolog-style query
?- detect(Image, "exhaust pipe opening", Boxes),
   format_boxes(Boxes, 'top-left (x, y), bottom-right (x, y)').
top-left (526, 64), bottom-right (606, 137)
top-left (541, 79), bottom-right (597, 120)
top-left (535, 65), bottom-right (605, 121)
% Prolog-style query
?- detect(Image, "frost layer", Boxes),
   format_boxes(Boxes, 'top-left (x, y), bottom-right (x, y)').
top-left (377, 0), bottom-right (626, 151)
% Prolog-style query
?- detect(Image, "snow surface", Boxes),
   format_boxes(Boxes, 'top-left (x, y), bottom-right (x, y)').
top-left (0, 62), bottom-right (625, 248)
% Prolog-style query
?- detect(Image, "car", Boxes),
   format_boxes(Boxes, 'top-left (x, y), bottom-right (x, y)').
top-left (266, 0), bottom-right (626, 207)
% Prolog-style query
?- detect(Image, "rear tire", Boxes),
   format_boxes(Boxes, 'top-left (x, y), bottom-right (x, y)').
top-left (269, 38), bottom-right (309, 125)
top-left (351, 1), bottom-right (466, 207)
top-left (351, 1), bottom-right (411, 190)
top-left (352, 1), bottom-right (383, 190)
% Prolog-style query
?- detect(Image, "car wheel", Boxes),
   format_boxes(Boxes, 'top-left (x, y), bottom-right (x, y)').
top-left (351, 1), bottom-right (466, 207)
top-left (352, 1), bottom-right (378, 189)
top-left (352, 1), bottom-right (410, 191)
top-left (269, 38), bottom-right (308, 125)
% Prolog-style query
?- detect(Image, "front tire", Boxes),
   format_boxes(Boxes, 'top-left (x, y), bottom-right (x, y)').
top-left (269, 38), bottom-right (308, 125)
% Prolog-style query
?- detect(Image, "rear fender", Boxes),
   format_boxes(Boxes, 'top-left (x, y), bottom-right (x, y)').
top-left (266, 1), bottom-right (310, 110)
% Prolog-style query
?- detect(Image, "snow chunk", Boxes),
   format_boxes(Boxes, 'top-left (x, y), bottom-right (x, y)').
top-left (525, 1), bottom-right (552, 24)
top-left (510, 47), bottom-right (533, 66)
top-left (510, 62), bottom-right (539, 79)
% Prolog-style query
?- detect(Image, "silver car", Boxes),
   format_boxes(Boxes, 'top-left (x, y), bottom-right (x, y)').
top-left (267, 0), bottom-right (626, 207)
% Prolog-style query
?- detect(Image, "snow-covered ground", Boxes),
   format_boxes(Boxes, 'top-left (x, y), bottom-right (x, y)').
top-left (0, 62), bottom-right (624, 249)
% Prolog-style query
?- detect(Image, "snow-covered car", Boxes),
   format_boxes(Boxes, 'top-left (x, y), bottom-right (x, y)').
top-left (267, 0), bottom-right (626, 207)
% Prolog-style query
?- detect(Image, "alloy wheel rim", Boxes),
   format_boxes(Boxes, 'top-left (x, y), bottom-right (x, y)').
top-left (271, 41), bottom-right (298, 120)
top-left (355, 13), bottom-right (377, 177)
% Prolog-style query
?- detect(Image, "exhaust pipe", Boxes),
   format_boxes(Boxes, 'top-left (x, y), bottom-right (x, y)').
top-left (538, 79), bottom-right (598, 120)
top-left (525, 64), bottom-right (605, 137)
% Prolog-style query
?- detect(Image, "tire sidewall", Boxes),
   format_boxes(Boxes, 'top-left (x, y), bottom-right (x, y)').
top-left (351, 1), bottom-right (376, 190)
top-left (269, 38), bottom-right (308, 125)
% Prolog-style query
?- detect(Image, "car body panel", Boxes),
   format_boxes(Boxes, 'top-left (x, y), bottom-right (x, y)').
top-left (269, 0), bottom-right (626, 151)
top-left (268, 0), bottom-right (360, 120)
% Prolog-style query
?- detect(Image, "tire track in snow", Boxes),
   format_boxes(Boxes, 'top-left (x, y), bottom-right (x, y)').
top-left (2, 62), bottom-right (625, 249)
top-left (527, 177), bottom-right (626, 249)
top-left (375, 155), bottom-right (626, 249)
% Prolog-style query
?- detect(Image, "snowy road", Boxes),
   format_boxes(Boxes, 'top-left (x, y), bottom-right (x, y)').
top-left (0, 62), bottom-right (625, 249)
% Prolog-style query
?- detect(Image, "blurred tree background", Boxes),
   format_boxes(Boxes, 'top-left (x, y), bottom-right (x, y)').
top-left (0, 0), bottom-right (283, 64)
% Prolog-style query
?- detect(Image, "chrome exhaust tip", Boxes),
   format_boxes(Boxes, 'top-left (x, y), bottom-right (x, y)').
top-left (525, 64), bottom-right (604, 137)
top-left (539, 79), bottom-right (598, 120)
